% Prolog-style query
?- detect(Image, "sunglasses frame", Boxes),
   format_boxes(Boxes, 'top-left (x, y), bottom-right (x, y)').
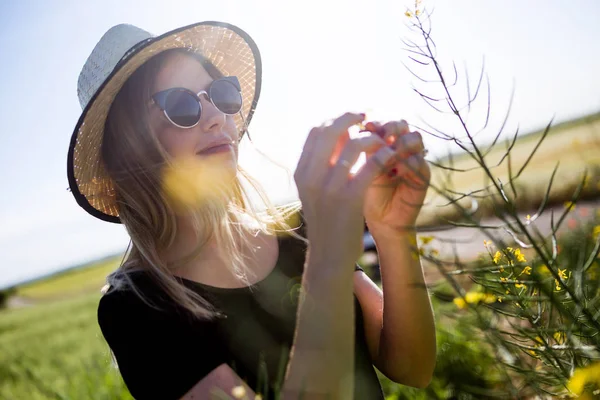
top-left (152, 76), bottom-right (243, 129)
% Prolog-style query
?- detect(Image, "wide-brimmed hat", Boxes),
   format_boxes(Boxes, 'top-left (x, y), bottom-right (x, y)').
top-left (67, 22), bottom-right (262, 223)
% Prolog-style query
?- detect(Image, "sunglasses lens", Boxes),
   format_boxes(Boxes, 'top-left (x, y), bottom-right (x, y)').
top-left (210, 79), bottom-right (243, 115)
top-left (164, 90), bottom-right (201, 127)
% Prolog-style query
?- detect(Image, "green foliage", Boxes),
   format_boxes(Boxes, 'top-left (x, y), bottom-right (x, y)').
top-left (0, 293), bottom-right (132, 400)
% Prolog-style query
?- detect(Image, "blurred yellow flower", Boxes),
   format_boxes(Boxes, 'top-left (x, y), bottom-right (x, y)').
top-left (567, 362), bottom-right (600, 395)
top-left (483, 240), bottom-right (492, 247)
top-left (538, 264), bottom-right (550, 275)
top-left (593, 225), bottom-right (600, 239)
top-left (555, 279), bottom-right (562, 291)
top-left (493, 251), bottom-right (502, 264)
top-left (506, 247), bottom-right (514, 253)
top-left (453, 298), bottom-right (466, 309)
top-left (162, 156), bottom-right (234, 210)
top-left (232, 385), bottom-right (247, 399)
top-left (553, 331), bottom-right (566, 345)
top-left (420, 235), bottom-right (434, 245)
top-left (564, 201), bottom-right (576, 210)
top-left (526, 214), bottom-right (531, 222)
top-left (405, 10), bottom-right (413, 17)
top-left (520, 266), bottom-right (532, 275)
top-left (453, 292), bottom-right (496, 309)
top-left (500, 277), bottom-right (508, 283)
top-left (415, 9), bottom-right (422, 16)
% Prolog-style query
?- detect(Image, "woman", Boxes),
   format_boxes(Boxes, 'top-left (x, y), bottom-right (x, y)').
top-left (68, 22), bottom-right (436, 399)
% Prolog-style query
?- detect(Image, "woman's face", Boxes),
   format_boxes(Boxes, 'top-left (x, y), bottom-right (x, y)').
top-left (150, 52), bottom-right (239, 174)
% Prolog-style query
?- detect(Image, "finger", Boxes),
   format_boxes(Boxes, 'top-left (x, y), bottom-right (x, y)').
top-left (387, 153), bottom-right (431, 189)
top-left (363, 121), bottom-right (384, 138)
top-left (328, 135), bottom-right (387, 186)
top-left (351, 146), bottom-right (398, 192)
top-left (392, 131), bottom-right (425, 156)
top-left (314, 112), bottom-right (366, 168)
top-left (381, 120), bottom-right (410, 145)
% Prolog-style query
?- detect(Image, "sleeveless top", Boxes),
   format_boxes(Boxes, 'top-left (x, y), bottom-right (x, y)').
top-left (97, 229), bottom-right (385, 399)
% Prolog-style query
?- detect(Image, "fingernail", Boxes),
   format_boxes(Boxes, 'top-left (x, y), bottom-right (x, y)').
top-left (387, 168), bottom-right (398, 178)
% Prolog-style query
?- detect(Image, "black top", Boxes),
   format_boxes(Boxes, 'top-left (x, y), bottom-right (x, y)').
top-left (97, 232), bottom-right (384, 400)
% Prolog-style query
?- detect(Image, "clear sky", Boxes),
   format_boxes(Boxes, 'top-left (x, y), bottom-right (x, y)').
top-left (1, 0), bottom-right (599, 288)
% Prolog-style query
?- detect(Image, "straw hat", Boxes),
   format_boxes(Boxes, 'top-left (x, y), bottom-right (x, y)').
top-left (67, 22), bottom-right (262, 223)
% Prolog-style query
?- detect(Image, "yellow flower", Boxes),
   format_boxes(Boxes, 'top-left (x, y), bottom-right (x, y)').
top-left (415, 9), bottom-right (422, 16)
top-left (498, 296), bottom-right (503, 303)
top-left (520, 266), bottom-right (532, 276)
top-left (567, 362), bottom-right (600, 395)
top-left (500, 277), bottom-right (508, 283)
top-left (493, 251), bottom-right (502, 264)
top-left (483, 240), bottom-right (492, 247)
top-left (405, 10), bottom-right (413, 17)
top-left (514, 249), bottom-right (527, 263)
top-left (453, 292), bottom-right (496, 308)
top-left (453, 298), bottom-right (466, 309)
top-left (515, 283), bottom-right (527, 289)
top-left (553, 331), bottom-right (566, 344)
top-left (527, 349), bottom-right (539, 358)
top-left (526, 214), bottom-right (531, 222)
top-left (558, 268), bottom-right (568, 280)
top-left (564, 201), bottom-right (576, 210)
top-left (506, 247), bottom-right (514, 253)
top-left (593, 225), bottom-right (600, 239)
top-left (555, 279), bottom-right (562, 291)
top-left (420, 235), bottom-right (434, 245)
top-left (232, 385), bottom-right (247, 399)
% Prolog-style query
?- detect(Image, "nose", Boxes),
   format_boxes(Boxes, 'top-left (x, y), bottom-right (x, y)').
top-left (198, 93), bottom-right (226, 133)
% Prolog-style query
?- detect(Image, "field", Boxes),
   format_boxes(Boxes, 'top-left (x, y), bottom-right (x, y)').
top-left (2, 112), bottom-right (600, 399)
top-left (418, 112), bottom-right (600, 225)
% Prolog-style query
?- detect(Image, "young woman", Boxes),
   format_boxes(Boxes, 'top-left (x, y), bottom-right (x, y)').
top-left (68, 22), bottom-right (436, 399)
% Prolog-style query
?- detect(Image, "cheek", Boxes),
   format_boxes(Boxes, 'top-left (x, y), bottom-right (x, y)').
top-left (156, 129), bottom-right (193, 158)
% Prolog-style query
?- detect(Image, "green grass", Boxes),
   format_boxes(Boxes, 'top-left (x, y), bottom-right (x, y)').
top-left (0, 293), bottom-right (132, 400)
top-left (16, 256), bottom-right (121, 301)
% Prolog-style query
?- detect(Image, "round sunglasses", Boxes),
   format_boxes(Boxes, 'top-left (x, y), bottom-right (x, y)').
top-left (152, 76), bottom-right (243, 128)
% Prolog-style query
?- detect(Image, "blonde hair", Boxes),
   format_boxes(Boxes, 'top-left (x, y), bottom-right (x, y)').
top-left (101, 48), bottom-right (303, 319)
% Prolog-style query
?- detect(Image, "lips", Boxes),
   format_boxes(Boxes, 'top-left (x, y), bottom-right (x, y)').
top-left (197, 142), bottom-right (234, 155)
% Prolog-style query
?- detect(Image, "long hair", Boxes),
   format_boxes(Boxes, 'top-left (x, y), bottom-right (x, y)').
top-left (101, 48), bottom-right (302, 319)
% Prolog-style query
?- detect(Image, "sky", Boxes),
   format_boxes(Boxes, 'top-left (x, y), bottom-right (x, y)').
top-left (0, 0), bottom-right (599, 288)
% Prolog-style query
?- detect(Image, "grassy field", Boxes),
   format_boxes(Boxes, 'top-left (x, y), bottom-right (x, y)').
top-left (418, 112), bottom-right (600, 224)
top-left (0, 293), bottom-right (132, 400)
top-left (15, 257), bottom-right (121, 302)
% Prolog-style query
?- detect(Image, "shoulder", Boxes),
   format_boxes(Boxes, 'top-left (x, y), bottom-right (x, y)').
top-left (97, 272), bottom-right (213, 343)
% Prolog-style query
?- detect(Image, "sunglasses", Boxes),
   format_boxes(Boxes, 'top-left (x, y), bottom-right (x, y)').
top-left (152, 76), bottom-right (243, 128)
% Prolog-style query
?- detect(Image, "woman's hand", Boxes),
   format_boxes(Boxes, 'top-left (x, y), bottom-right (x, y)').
top-left (294, 112), bottom-right (396, 264)
top-left (361, 120), bottom-right (431, 232)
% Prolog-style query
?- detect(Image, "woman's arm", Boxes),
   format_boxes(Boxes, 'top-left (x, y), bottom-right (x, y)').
top-left (280, 246), bottom-right (356, 399)
top-left (363, 227), bottom-right (436, 388)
